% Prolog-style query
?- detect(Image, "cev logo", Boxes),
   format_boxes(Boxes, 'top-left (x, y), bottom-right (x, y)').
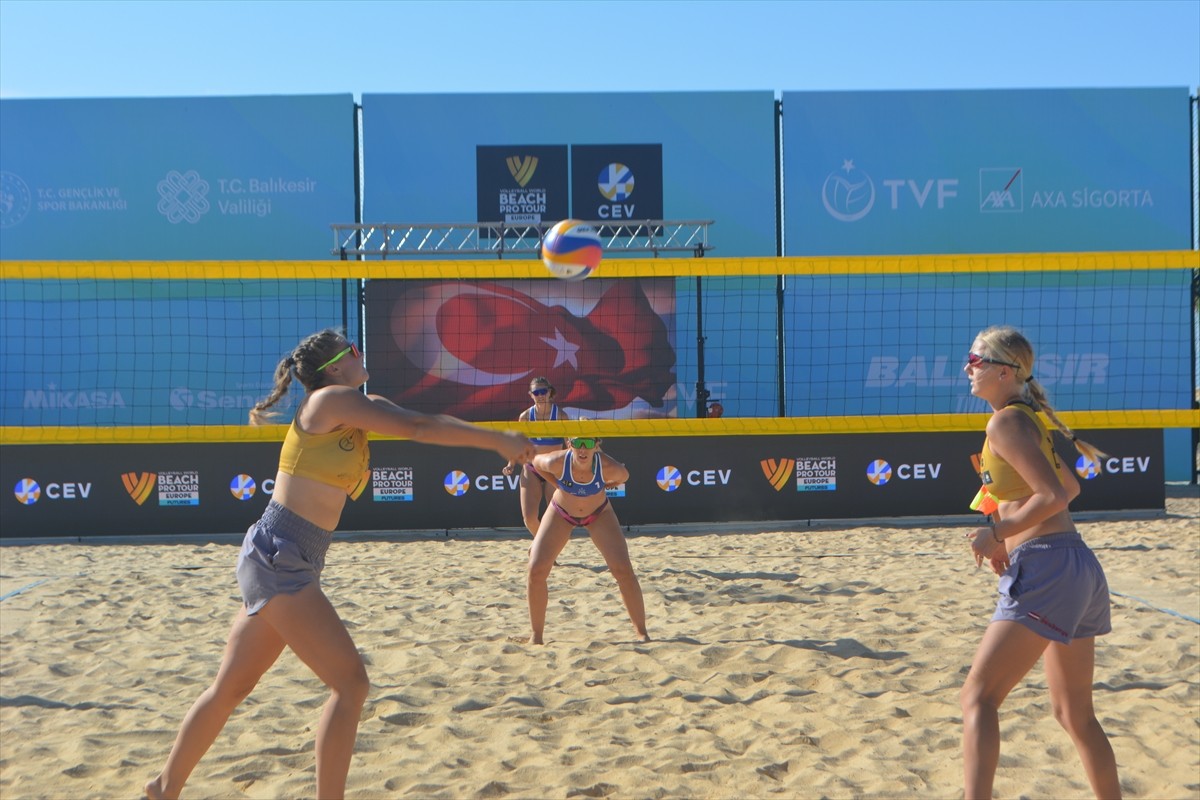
top-left (656, 465), bottom-right (682, 492)
top-left (230, 474), bottom-right (257, 500)
top-left (866, 460), bottom-right (892, 486)
top-left (1075, 456), bottom-right (1102, 480)
top-left (13, 479), bottom-right (91, 503)
top-left (443, 470), bottom-right (470, 496)
top-left (1075, 455), bottom-right (1151, 479)
top-left (14, 479), bottom-right (40, 505)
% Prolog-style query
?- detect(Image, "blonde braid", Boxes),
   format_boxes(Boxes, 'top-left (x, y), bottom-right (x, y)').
top-left (248, 329), bottom-right (347, 425)
top-left (978, 325), bottom-right (1108, 464)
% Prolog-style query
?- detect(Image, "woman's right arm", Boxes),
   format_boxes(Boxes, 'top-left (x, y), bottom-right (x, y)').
top-left (504, 409), bottom-right (533, 473)
top-left (316, 388), bottom-right (535, 464)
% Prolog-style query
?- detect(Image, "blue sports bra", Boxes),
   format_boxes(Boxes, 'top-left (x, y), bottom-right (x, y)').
top-left (528, 404), bottom-right (566, 446)
top-left (553, 455), bottom-right (606, 497)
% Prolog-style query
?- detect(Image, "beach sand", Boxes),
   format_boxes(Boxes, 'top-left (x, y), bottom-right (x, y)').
top-left (1, 487), bottom-right (1196, 799)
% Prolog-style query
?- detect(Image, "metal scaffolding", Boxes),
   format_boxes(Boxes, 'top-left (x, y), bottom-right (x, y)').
top-left (331, 220), bottom-right (714, 259)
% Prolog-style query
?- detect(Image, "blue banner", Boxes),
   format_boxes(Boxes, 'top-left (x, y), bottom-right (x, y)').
top-left (782, 88), bottom-right (1192, 254)
top-left (0, 95), bottom-right (355, 259)
top-left (361, 92), bottom-right (778, 257)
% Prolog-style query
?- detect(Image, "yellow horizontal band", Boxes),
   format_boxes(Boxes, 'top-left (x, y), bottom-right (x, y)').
top-left (2, 250), bottom-right (1196, 281)
top-left (3, 409), bottom-right (1196, 445)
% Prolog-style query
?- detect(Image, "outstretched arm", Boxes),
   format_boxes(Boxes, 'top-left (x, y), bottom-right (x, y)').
top-left (307, 387), bottom-right (535, 464)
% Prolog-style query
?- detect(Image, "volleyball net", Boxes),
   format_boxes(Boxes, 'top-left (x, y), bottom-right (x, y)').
top-left (1, 251), bottom-right (1197, 445)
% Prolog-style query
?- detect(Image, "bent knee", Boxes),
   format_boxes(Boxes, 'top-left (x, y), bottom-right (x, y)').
top-left (1052, 702), bottom-right (1099, 734)
top-left (959, 682), bottom-right (1002, 714)
top-left (341, 666), bottom-right (370, 704)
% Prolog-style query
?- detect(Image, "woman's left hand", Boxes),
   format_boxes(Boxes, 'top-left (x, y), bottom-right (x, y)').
top-left (966, 527), bottom-right (1009, 574)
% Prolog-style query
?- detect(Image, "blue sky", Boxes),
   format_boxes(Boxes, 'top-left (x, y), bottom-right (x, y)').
top-left (1, 0), bottom-right (1196, 99)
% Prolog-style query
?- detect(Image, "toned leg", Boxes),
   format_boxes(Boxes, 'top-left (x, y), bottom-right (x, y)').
top-left (527, 510), bottom-right (573, 644)
top-left (518, 470), bottom-right (541, 537)
top-left (1044, 638), bottom-right (1121, 799)
top-left (257, 583), bottom-right (369, 800)
top-left (960, 621), bottom-right (1048, 799)
top-left (145, 609), bottom-right (286, 800)
top-left (585, 508), bottom-right (649, 641)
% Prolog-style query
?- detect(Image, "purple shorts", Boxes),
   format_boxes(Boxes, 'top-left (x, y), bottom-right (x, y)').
top-left (236, 500), bottom-right (333, 615)
top-left (991, 532), bottom-right (1111, 644)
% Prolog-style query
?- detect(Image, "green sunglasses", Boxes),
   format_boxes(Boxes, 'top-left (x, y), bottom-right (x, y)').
top-left (569, 437), bottom-right (598, 449)
top-left (316, 342), bottom-right (360, 372)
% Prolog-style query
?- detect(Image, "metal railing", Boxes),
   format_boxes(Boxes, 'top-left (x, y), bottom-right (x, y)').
top-left (331, 220), bottom-right (714, 259)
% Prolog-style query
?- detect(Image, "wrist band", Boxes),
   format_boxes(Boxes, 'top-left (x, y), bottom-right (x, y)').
top-left (990, 521), bottom-right (1003, 544)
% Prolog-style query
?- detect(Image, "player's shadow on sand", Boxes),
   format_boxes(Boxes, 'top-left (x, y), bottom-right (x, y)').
top-left (0, 693), bottom-right (149, 712)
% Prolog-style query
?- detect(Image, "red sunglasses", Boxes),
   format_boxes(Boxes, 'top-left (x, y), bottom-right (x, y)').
top-left (966, 351), bottom-right (1018, 369)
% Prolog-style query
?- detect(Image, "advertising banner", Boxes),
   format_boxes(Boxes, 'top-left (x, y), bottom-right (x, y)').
top-left (1, 430), bottom-right (1163, 538)
top-left (0, 95), bottom-right (355, 259)
top-left (782, 88), bottom-right (1192, 255)
top-left (362, 92), bottom-right (776, 256)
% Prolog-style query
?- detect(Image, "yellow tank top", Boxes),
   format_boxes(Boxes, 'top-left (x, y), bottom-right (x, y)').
top-left (978, 402), bottom-right (1065, 501)
top-left (278, 420), bottom-right (370, 495)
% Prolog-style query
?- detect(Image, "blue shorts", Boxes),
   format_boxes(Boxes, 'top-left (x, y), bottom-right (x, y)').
top-left (991, 531), bottom-right (1112, 644)
top-left (236, 500), bottom-right (333, 615)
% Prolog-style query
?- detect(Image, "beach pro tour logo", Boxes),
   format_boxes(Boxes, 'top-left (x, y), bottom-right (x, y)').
top-left (373, 467), bottom-right (414, 502)
top-left (866, 459), bottom-right (893, 486)
top-left (122, 472), bottom-right (157, 505)
top-left (1075, 455), bottom-right (1102, 480)
top-left (822, 159), bottom-right (876, 222)
top-left (230, 474), bottom-right (257, 500)
top-left (760, 458), bottom-right (794, 492)
top-left (13, 479), bottom-right (41, 505)
top-left (444, 470), bottom-right (470, 496)
top-left (656, 465), bottom-right (682, 492)
top-left (477, 145), bottom-right (568, 226)
top-left (157, 169), bottom-right (210, 224)
top-left (507, 156), bottom-right (538, 187)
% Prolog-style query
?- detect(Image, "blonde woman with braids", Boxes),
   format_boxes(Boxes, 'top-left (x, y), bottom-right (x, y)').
top-left (960, 326), bottom-right (1120, 800)
top-left (146, 329), bottom-right (535, 800)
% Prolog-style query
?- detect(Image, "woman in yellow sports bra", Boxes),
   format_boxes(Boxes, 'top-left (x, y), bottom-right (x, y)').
top-left (958, 326), bottom-right (1120, 800)
top-left (146, 329), bottom-right (535, 800)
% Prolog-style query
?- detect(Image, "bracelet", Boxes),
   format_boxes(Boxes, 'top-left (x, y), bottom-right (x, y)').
top-left (990, 521), bottom-right (1003, 544)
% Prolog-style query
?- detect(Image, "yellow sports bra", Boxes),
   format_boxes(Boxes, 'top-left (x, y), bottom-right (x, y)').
top-left (978, 402), bottom-right (1065, 502)
top-left (278, 419), bottom-right (370, 495)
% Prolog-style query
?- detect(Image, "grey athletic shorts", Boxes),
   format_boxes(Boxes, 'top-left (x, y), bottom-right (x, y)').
top-left (236, 500), bottom-right (333, 615)
top-left (991, 531), bottom-right (1111, 644)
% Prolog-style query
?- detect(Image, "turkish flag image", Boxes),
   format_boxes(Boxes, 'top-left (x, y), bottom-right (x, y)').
top-left (364, 278), bottom-right (678, 421)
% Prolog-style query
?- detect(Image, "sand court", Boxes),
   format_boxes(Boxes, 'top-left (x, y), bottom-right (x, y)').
top-left (0, 487), bottom-right (1196, 799)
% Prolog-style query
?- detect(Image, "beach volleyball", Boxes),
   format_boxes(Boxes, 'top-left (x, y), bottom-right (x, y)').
top-left (541, 219), bottom-right (602, 280)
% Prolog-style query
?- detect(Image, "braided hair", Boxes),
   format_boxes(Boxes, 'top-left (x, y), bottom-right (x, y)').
top-left (975, 325), bottom-right (1107, 464)
top-left (249, 329), bottom-right (348, 425)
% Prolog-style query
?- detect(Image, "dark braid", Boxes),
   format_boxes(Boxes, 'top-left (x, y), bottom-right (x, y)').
top-left (249, 329), bottom-right (347, 425)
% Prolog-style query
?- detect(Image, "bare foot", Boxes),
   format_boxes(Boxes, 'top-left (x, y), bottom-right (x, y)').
top-left (636, 631), bottom-right (651, 643)
top-left (143, 777), bottom-right (167, 800)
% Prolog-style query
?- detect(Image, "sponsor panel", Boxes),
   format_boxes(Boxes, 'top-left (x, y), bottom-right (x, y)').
top-left (372, 467), bottom-right (414, 502)
top-left (570, 144), bottom-right (664, 229)
top-left (476, 145), bottom-right (568, 226)
top-left (0, 432), bottom-right (1163, 538)
top-left (795, 457), bottom-right (837, 492)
